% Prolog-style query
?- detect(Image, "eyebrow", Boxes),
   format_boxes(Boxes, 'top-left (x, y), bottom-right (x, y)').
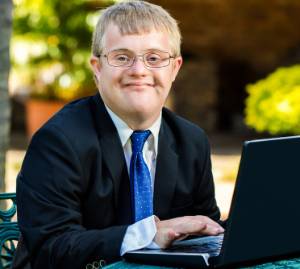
top-left (108, 48), bottom-right (169, 53)
top-left (110, 49), bottom-right (132, 53)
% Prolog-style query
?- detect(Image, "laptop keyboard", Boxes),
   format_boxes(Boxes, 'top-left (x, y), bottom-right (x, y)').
top-left (161, 234), bottom-right (224, 257)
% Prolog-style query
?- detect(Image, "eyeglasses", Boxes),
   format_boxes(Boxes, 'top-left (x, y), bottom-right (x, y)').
top-left (99, 50), bottom-right (175, 68)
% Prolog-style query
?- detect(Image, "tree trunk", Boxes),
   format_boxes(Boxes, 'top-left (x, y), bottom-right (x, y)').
top-left (0, 0), bottom-right (12, 192)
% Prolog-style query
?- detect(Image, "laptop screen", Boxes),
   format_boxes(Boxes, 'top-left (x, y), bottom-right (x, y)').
top-left (220, 136), bottom-right (300, 267)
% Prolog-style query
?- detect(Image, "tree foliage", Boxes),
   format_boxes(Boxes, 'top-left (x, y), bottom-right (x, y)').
top-left (12, 0), bottom-right (114, 101)
top-left (245, 65), bottom-right (300, 135)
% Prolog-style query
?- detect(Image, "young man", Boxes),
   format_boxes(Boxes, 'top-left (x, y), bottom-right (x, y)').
top-left (13, 1), bottom-right (224, 269)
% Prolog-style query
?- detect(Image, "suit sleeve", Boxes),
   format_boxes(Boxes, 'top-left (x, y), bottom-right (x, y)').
top-left (193, 133), bottom-right (221, 221)
top-left (16, 124), bottom-right (128, 269)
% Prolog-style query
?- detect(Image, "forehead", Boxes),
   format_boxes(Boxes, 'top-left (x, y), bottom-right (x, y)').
top-left (102, 23), bottom-right (171, 52)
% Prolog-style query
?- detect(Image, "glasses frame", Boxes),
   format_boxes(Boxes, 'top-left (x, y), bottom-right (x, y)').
top-left (98, 50), bottom-right (175, 68)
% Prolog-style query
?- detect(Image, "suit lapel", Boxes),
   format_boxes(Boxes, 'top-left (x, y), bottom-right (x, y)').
top-left (89, 93), bottom-right (132, 223)
top-left (153, 118), bottom-right (179, 219)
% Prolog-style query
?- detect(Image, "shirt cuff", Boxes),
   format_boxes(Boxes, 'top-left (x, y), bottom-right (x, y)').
top-left (120, 215), bottom-right (158, 256)
top-left (145, 240), bottom-right (160, 249)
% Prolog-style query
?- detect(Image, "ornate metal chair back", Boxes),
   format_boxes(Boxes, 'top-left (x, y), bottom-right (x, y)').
top-left (0, 193), bottom-right (19, 269)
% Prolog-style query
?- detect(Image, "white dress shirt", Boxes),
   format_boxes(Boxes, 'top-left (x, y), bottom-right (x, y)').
top-left (105, 106), bottom-right (161, 255)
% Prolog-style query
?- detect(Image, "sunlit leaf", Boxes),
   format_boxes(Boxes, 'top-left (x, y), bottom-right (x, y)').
top-left (245, 65), bottom-right (300, 135)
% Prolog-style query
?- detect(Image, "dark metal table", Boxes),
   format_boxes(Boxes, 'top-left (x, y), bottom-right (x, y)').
top-left (104, 258), bottom-right (300, 269)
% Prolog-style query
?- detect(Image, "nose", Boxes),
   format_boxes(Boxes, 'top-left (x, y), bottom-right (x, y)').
top-left (128, 55), bottom-right (148, 75)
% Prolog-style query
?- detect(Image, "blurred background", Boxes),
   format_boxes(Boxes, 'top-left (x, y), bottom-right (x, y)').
top-left (1, 0), bottom-right (300, 218)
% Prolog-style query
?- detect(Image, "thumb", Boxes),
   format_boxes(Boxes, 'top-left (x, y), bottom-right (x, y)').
top-left (155, 228), bottom-right (180, 248)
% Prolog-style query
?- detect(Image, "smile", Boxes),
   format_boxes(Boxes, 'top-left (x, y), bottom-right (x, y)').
top-left (124, 82), bottom-right (154, 87)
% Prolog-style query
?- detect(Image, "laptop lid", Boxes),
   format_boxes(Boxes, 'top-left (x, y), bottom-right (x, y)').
top-left (218, 135), bottom-right (300, 267)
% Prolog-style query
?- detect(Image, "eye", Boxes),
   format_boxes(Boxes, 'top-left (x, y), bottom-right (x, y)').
top-left (146, 54), bottom-right (161, 64)
top-left (114, 54), bottom-right (131, 63)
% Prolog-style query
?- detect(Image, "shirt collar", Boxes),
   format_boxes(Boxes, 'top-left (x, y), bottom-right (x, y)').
top-left (105, 105), bottom-right (161, 154)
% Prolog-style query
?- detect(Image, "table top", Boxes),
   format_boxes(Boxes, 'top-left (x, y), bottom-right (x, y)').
top-left (104, 257), bottom-right (300, 269)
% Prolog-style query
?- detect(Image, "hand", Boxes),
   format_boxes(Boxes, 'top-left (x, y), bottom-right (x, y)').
top-left (154, 215), bottom-right (224, 248)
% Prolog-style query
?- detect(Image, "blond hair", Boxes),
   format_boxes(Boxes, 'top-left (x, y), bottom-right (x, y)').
top-left (91, 0), bottom-right (181, 57)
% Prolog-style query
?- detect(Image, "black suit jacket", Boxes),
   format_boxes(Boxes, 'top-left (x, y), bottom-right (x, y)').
top-left (13, 93), bottom-right (220, 269)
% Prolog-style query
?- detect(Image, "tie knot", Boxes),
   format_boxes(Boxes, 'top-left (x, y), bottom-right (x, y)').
top-left (131, 130), bottom-right (151, 153)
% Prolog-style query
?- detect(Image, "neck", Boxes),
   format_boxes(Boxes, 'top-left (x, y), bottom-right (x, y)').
top-left (122, 112), bottom-right (160, 130)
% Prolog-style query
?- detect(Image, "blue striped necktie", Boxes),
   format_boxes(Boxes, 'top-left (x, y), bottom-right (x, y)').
top-left (130, 130), bottom-right (153, 222)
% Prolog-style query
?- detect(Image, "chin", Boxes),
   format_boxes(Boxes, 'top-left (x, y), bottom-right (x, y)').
top-left (129, 107), bottom-right (151, 116)
top-left (128, 104), bottom-right (155, 115)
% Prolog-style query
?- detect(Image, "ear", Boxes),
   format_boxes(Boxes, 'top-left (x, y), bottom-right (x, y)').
top-left (171, 56), bottom-right (183, 82)
top-left (90, 56), bottom-right (102, 82)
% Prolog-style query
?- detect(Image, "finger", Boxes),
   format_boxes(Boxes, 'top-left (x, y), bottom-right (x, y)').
top-left (157, 216), bottom-right (224, 234)
top-left (190, 223), bottom-right (224, 236)
top-left (173, 219), bottom-right (224, 236)
top-left (167, 215), bottom-right (221, 229)
top-left (193, 216), bottom-right (224, 231)
top-left (173, 220), bottom-right (207, 235)
top-left (173, 234), bottom-right (189, 241)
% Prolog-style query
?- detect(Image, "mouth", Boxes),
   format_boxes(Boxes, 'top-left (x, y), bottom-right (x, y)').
top-left (123, 82), bottom-right (154, 88)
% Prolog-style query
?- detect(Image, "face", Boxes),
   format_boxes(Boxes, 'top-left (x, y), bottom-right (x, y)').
top-left (90, 23), bottom-right (182, 128)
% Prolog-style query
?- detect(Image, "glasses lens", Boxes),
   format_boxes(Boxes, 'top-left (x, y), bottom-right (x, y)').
top-left (107, 51), bottom-right (133, 67)
top-left (144, 51), bottom-right (170, 67)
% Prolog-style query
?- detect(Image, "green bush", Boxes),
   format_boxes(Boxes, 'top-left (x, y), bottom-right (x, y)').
top-left (245, 65), bottom-right (300, 135)
top-left (12, 0), bottom-right (114, 101)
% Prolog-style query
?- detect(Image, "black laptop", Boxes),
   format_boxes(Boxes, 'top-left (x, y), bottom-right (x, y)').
top-left (124, 135), bottom-right (300, 268)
